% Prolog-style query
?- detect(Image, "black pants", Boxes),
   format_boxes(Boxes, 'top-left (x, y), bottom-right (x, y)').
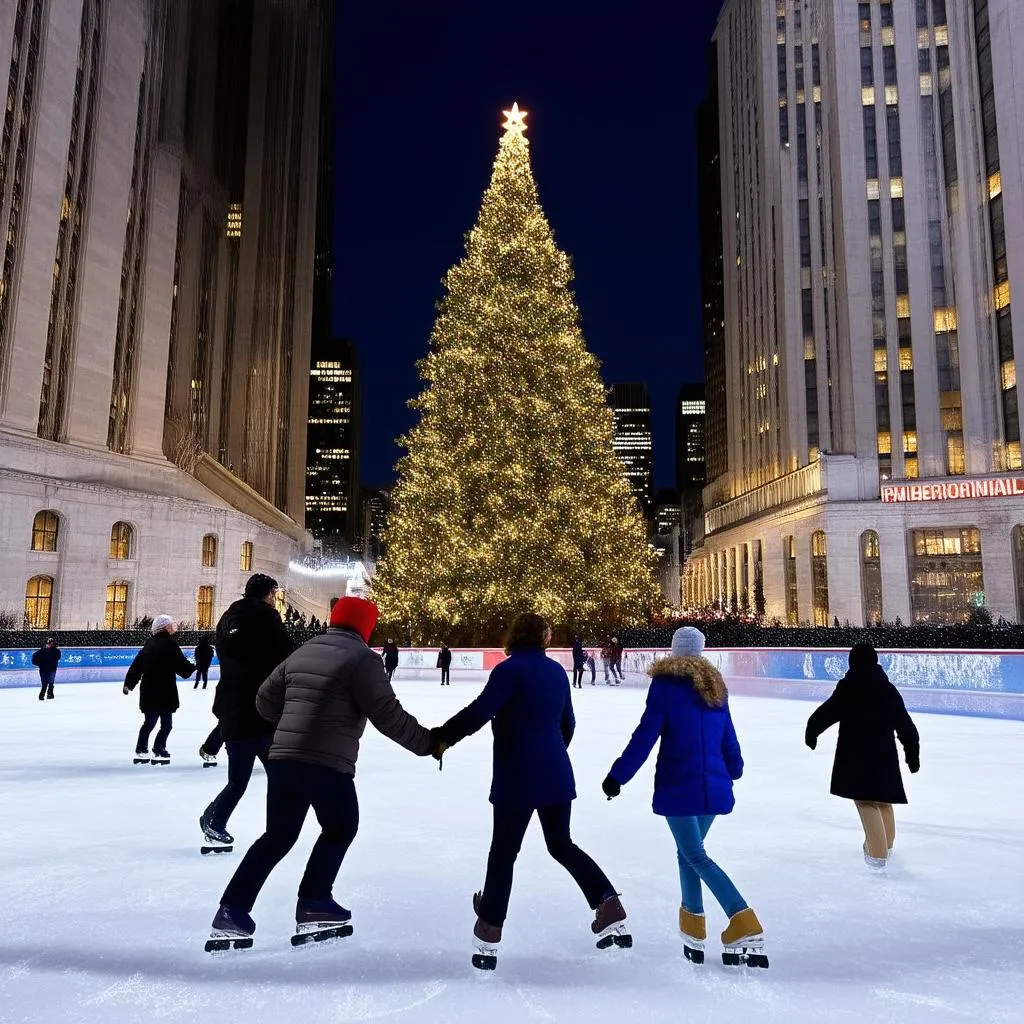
top-left (38, 672), bottom-right (55, 699)
top-left (440, 667), bottom-right (450, 685)
top-left (204, 735), bottom-right (272, 829)
top-left (137, 711), bottom-right (173, 754)
top-left (572, 666), bottom-right (584, 688)
top-left (588, 663), bottom-right (595, 683)
top-left (477, 802), bottom-right (614, 927)
top-left (221, 759), bottom-right (359, 913)
top-left (203, 724), bottom-right (224, 756)
top-left (386, 665), bottom-right (397, 682)
top-left (194, 667), bottom-right (209, 689)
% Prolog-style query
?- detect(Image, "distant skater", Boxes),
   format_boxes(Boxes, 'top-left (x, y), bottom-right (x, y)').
top-left (193, 635), bottom-right (214, 689)
top-left (123, 615), bottom-right (195, 764)
top-left (382, 639), bottom-right (400, 682)
top-left (602, 627), bottom-right (767, 969)
top-left (805, 643), bottom-right (920, 870)
top-left (571, 636), bottom-right (585, 688)
top-left (437, 643), bottom-right (452, 685)
top-left (32, 638), bottom-right (60, 700)
top-left (586, 652), bottom-right (596, 685)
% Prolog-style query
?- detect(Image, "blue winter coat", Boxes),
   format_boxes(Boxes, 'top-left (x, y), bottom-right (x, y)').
top-left (442, 649), bottom-right (577, 808)
top-left (609, 655), bottom-right (743, 817)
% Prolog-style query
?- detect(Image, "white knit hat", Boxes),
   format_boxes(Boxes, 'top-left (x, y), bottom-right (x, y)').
top-left (671, 626), bottom-right (705, 658)
top-left (151, 614), bottom-right (175, 634)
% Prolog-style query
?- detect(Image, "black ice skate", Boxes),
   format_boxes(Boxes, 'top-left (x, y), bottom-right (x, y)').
top-left (133, 750), bottom-right (150, 765)
top-left (471, 890), bottom-right (500, 970)
top-left (199, 746), bottom-right (218, 768)
top-left (200, 814), bottom-right (233, 855)
top-left (205, 905), bottom-right (255, 953)
top-left (291, 897), bottom-right (353, 946)
top-left (592, 894), bottom-right (632, 950)
top-left (151, 749), bottom-right (170, 765)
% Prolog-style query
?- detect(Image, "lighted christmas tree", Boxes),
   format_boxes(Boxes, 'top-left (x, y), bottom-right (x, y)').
top-left (371, 103), bottom-right (658, 642)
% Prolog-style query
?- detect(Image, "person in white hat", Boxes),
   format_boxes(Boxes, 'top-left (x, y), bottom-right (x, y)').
top-left (123, 615), bottom-right (196, 764)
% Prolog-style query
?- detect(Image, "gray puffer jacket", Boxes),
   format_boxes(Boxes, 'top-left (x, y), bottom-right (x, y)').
top-left (256, 627), bottom-right (433, 773)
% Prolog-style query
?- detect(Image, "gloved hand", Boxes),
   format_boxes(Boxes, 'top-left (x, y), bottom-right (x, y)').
top-left (122, 684), bottom-right (130, 696)
top-left (602, 774), bottom-right (621, 800)
top-left (805, 730), bottom-right (817, 751)
top-left (907, 753), bottom-right (920, 774)
top-left (429, 727), bottom-right (448, 767)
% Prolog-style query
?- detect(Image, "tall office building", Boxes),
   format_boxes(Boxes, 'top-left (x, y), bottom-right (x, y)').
top-left (676, 384), bottom-right (707, 492)
top-left (306, 339), bottom-right (361, 551)
top-left (0, 0), bottom-right (329, 629)
top-left (359, 486), bottom-right (391, 562)
top-left (611, 382), bottom-right (654, 511)
top-left (685, 0), bottom-right (1024, 626)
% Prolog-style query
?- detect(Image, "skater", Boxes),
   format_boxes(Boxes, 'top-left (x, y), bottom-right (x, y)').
top-left (381, 638), bottom-right (400, 681)
top-left (437, 643), bottom-right (452, 685)
top-left (586, 651), bottom-right (596, 684)
top-left (193, 635), bottom-right (214, 689)
top-left (805, 642), bottom-right (920, 870)
top-left (200, 573), bottom-right (293, 848)
top-left (32, 637), bottom-right (60, 700)
top-left (602, 626), bottom-right (767, 969)
top-left (207, 596), bottom-right (440, 952)
top-left (123, 615), bottom-right (195, 764)
top-left (571, 636), bottom-right (585, 688)
top-left (608, 637), bottom-right (624, 683)
top-left (436, 612), bottom-right (630, 971)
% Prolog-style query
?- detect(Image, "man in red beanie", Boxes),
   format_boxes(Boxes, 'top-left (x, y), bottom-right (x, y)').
top-left (207, 596), bottom-right (441, 951)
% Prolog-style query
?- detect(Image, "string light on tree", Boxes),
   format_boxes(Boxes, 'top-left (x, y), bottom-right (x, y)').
top-left (371, 102), bottom-right (658, 642)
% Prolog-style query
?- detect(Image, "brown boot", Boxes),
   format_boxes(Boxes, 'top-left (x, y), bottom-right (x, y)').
top-left (471, 891), bottom-right (501, 971)
top-left (721, 908), bottom-right (768, 969)
top-left (678, 908), bottom-right (706, 964)
top-left (592, 894), bottom-right (632, 950)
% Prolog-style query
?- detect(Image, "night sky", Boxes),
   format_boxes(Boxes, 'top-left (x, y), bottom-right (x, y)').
top-left (334, 1), bottom-right (724, 490)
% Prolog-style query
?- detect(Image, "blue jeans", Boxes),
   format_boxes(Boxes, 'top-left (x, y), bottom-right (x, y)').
top-left (666, 815), bottom-right (747, 918)
top-left (204, 735), bottom-right (272, 830)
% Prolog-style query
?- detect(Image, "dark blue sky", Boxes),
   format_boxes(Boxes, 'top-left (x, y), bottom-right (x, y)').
top-left (334, 1), bottom-right (724, 489)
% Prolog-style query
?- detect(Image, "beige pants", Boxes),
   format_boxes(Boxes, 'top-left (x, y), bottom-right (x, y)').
top-left (855, 801), bottom-right (895, 860)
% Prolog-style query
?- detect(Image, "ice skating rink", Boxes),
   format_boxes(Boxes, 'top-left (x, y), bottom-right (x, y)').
top-left (2, 676), bottom-right (1022, 1024)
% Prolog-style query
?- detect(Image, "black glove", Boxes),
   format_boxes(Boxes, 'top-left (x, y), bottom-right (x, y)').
top-left (805, 730), bottom-right (817, 751)
top-left (602, 774), bottom-right (621, 800)
top-left (907, 753), bottom-right (920, 774)
top-left (122, 684), bottom-right (131, 696)
top-left (428, 727), bottom-right (448, 767)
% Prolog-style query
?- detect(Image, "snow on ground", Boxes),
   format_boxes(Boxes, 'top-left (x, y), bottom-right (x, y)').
top-left (1, 674), bottom-right (1022, 1024)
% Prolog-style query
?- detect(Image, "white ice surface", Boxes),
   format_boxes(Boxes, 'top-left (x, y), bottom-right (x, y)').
top-left (1, 676), bottom-right (1022, 1024)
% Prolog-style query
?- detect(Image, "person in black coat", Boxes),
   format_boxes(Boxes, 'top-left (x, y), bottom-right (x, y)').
top-left (123, 615), bottom-right (195, 762)
top-left (805, 643), bottom-right (920, 868)
top-left (32, 638), bottom-right (61, 700)
top-left (571, 637), bottom-right (585, 689)
top-left (193, 635), bottom-right (215, 689)
top-left (200, 573), bottom-right (294, 843)
top-left (437, 643), bottom-right (453, 685)
top-left (381, 639), bottom-right (400, 681)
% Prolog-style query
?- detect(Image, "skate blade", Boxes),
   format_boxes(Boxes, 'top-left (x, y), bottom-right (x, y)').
top-left (595, 922), bottom-right (632, 950)
top-left (472, 952), bottom-right (497, 971)
top-left (722, 936), bottom-right (768, 969)
top-left (202, 762), bottom-right (218, 768)
top-left (200, 845), bottom-right (233, 855)
top-left (133, 757), bottom-right (150, 765)
top-left (683, 942), bottom-right (705, 964)
top-left (290, 924), bottom-right (353, 946)
top-left (205, 935), bottom-right (253, 953)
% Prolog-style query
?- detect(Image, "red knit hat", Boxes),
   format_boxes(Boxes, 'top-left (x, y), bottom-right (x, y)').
top-left (329, 596), bottom-right (379, 643)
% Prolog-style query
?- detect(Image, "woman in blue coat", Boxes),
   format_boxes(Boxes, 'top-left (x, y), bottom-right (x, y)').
top-left (603, 627), bottom-right (767, 968)
top-left (439, 613), bottom-right (629, 970)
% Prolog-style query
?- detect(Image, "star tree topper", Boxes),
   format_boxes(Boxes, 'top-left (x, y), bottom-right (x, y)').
top-left (502, 101), bottom-right (528, 135)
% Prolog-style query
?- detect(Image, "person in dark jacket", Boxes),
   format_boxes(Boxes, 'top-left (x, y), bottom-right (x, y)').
top-left (438, 612), bottom-right (629, 970)
top-left (586, 651), bottom-right (596, 684)
top-left (199, 574), bottom-right (294, 845)
top-left (193, 635), bottom-right (214, 690)
top-left (805, 642), bottom-right (920, 869)
top-left (608, 638), bottom-right (624, 682)
top-left (32, 638), bottom-right (61, 700)
top-left (381, 639), bottom-right (400, 681)
top-left (437, 643), bottom-right (453, 685)
top-left (208, 596), bottom-right (439, 947)
top-left (603, 627), bottom-right (766, 968)
top-left (123, 615), bottom-right (195, 763)
top-left (571, 636), bottom-right (585, 688)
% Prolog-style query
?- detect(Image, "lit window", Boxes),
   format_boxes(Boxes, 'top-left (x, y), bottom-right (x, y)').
top-left (934, 25), bottom-right (948, 46)
top-left (874, 349), bottom-right (888, 372)
top-left (1007, 441), bottom-right (1023, 470)
top-left (890, 176), bottom-right (904, 198)
top-left (920, 73), bottom-right (933, 95)
top-left (988, 171), bottom-right (1002, 199)
top-left (994, 280), bottom-right (1011, 310)
top-left (201, 533), bottom-right (218, 568)
top-left (903, 431), bottom-right (918, 453)
top-left (226, 202), bottom-right (243, 238)
top-left (947, 435), bottom-right (966, 475)
top-left (899, 347), bottom-right (914, 370)
top-left (904, 457), bottom-right (919, 479)
top-left (25, 576), bottom-right (54, 630)
top-left (896, 295), bottom-right (911, 319)
top-left (813, 85), bottom-right (822, 103)
top-left (934, 307), bottom-right (958, 332)
top-left (862, 87), bottom-right (876, 106)
top-left (104, 582), bottom-right (129, 630)
top-left (240, 540), bottom-right (254, 572)
top-left (109, 522), bottom-right (134, 560)
top-left (31, 510), bottom-right (60, 552)
top-left (917, 28), bottom-right (929, 48)
top-left (804, 336), bottom-right (816, 360)
top-left (941, 404), bottom-right (963, 431)
top-left (881, 27), bottom-right (895, 46)
top-left (877, 432), bottom-right (892, 454)
top-left (866, 179), bottom-right (880, 200)
top-left (1001, 360), bottom-right (1017, 391)
top-left (885, 85), bottom-right (899, 104)
top-left (197, 586), bottom-right (215, 630)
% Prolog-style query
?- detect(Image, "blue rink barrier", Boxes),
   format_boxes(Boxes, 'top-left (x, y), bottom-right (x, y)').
top-left (0, 647), bottom-right (219, 690)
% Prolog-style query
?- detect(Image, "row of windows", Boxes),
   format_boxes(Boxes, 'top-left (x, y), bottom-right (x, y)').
top-left (28, 510), bottom-right (254, 570)
top-left (23, 578), bottom-right (218, 631)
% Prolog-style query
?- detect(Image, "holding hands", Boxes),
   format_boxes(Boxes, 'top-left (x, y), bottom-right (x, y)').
top-left (602, 774), bottom-right (621, 800)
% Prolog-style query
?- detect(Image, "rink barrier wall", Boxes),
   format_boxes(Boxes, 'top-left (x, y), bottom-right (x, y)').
top-left (2, 645), bottom-right (1022, 720)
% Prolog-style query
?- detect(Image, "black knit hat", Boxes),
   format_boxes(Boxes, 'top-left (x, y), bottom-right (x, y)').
top-left (244, 573), bottom-right (278, 600)
top-left (849, 642), bottom-right (879, 671)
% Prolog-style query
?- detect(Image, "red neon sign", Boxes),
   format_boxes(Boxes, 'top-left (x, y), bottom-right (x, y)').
top-left (880, 477), bottom-right (1024, 503)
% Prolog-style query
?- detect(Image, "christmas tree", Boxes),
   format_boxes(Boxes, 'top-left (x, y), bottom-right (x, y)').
top-left (371, 103), bottom-right (657, 642)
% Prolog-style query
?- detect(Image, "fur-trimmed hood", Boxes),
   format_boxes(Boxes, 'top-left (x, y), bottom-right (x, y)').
top-left (649, 655), bottom-right (728, 708)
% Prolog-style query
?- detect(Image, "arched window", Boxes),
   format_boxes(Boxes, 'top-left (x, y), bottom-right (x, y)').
top-left (24, 576), bottom-right (54, 629)
top-left (783, 536), bottom-right (799, 624)
top-left (811, 530), bottom-right (830, 626)
top-left (197, 586), bottom-right (215, 629)
top-left (861, 530), bottom-right (883, 625)
top-left (109, 521), bottom-right (134, 560)
top-left (201, 533), bottom-right (218, 568)
top-left (239, 540), bottom-right (253, 572)
top-left (31, 510), bottom-right (60, 552)
top-left (104, 581), bottom-right (130, 630)
top-left (910, 527), bottom-right (984, 623)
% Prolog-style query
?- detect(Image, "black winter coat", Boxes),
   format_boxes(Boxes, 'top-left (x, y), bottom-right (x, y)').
top-left (437, 647), bottom-right (452, 669)
top-left (382, 642), bottom-right (400, 671)
top-left (806, 664), bottom-right (920, 804)
top-left (124, 632), bottom-right (195, 714)
top-left (213, 598), bottom-right (293, 742)
top-left (32, 646), bottom-right (61, 675)
top-left (194, 638), bottom-right (214, 671)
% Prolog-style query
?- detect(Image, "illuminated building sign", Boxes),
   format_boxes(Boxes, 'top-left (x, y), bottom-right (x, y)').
top-left (881, 477), bottom-right (1024, 503)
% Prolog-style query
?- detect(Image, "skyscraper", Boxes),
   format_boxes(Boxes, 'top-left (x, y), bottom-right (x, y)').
top-left (676, 384), bottom-right (707, 493)
top-left (685, 0), bottom-right (1024, 626)
top-left (306, 339), bottom-right (361, 551)
top-left (611, 382), bottom-right (653, 511)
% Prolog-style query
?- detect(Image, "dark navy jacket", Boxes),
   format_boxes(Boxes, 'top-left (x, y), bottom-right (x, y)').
top-left (442, 648), bottom-right (576, 808)
top-left (609, 655), bottom-right (743, 817)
